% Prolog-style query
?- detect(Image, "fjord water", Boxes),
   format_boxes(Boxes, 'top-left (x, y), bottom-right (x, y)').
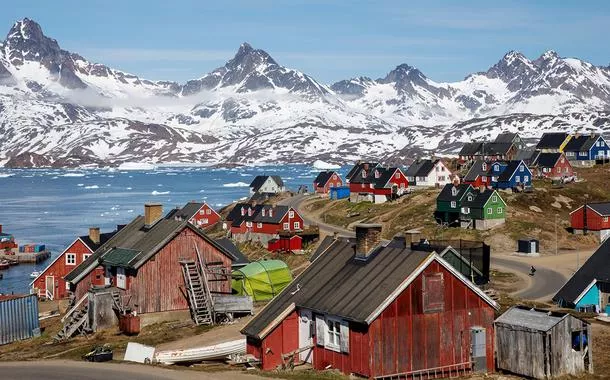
top-left (0, 165), bottom-right (343, 294)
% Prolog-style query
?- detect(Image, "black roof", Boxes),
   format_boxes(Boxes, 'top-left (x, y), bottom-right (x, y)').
top-left (459, 142), bottom-right (482, 156)
top-left (564, 135), bottom-right (599, 153)
top-left (226, 203), bottom-right (291, 225)
top-left (553, 238), bottom-right (610, 305)
top-left (462, 189), bottom-right (499, 209)
top-left (346, 162), bottom-right (379, 181)
top-left (533, 152), bottom-right (562, 168)
top-left (495, 132), bottom-right (518, 144)
top-left (172, 201), bottom-right (216, 221)
top-left (313, 171), bottom-right (339, 186)
top-left (348, 166), bottom-right (401, 189)
top-left (79, 231), bottom-right (117, 252)
top-left (463, 160), bottom-right (490, 182)
top-left (497, 160), bottom-right (529, 182)
top-left (215, 238), bottom-right (250, 267)
top-left (250, 176), bottom-right (284, 192)
top-left (514, 149), bottom-right (539, 164)
top-left (406, 159), bottom-right (436, 177)
top-left (588, 202), bottom-right (610, 216)
top-left (66, 212), bottom-right (233, 282)
top-left (482, 142), bottom-right (513, 155)
top-left (536, 132), bottom-right (569, 150)
top-left (437, 184), bottom-right (473, 202)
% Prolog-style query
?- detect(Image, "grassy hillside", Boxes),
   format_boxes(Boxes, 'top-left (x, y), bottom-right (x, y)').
top-left (302, 165), bottom-right (610, 253)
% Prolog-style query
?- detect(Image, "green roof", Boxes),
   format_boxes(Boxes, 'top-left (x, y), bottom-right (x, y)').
top-left (102, 247), bottom-right (141, 268)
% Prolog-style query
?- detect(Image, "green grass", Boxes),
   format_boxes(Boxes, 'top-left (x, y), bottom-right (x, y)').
top-left (255, 369), bottom-right (348, 380)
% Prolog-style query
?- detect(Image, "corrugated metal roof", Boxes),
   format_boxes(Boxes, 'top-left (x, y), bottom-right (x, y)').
top-left (495, 306), bottom-right (576, 331)
top-left (0, 294), bottom-right (40, 345)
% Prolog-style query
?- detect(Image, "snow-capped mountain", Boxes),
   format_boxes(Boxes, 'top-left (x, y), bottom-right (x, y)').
top-left (1, 18), bottom-right (610, 168)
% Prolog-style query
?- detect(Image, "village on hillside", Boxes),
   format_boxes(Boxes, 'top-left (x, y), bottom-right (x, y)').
top-left (2, 131), bottom-right (610, 379)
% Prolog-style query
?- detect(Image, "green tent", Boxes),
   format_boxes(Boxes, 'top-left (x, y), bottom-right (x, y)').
top-left (232, 260), bottom-right (293, 301)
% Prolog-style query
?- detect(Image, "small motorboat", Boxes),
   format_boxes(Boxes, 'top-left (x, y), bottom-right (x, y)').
top-left (30, 271), bottom-right (41, 278)
top-left (8, 260), bottom-right (18, 266)
top-left (0, 260), bottom-right (9, 270)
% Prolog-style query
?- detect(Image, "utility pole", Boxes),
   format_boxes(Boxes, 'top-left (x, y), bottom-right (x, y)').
top-left (555, 214), bottom-right (558, 255)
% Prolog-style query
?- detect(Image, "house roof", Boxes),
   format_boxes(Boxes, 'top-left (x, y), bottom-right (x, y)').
top-left (587, 202), bottom-right (610, 216)
top-left (215, 238), bottom-right (249, 267)
top-left (514, 149), bottom-right (539, 164)
top-left (250, 176), bottom-right (284, 192)
top-left (65, 213), bottom-right (234, 283)
top-left (463, 160), bottom-right (490, 182)
top-left (406, 159), bottom-right (437, 177)
top-left (495, 132), bottom-right (518, 144)
top-left (79, 231), bottom-right (117, 252)
top-left (437, 184), bottom-right (473, 202)
top-left (459, 142), bottom-right (482, 156)
top-left (348, 166), bottom-right (401, 189)
top-left (242, 236), bottom-right (498, 339)
top-left (553, 237), bottom-right (610, 305)
top-left (536, 132), bottom-right (569, 150)
top-left (313, 171), bottom-right (339, 186)
top-left (564, 135), bottom-right (599, 153)
top-left (534, 152), bottom-right (562, 168)
top-left (226, 203), bottom-right (291, 225)
top-left (462, 189), bottom-right (502, 209)
top-left (346, 162), bottom-right (379, 181)
top-left (497, 160), bottom-right (529, 182)
top-left (482, 142), bottom-right (513, 155)
top-left (171, 201), bottom-right (218, 221)
top-left (495, 305), bottom-right (586, 331)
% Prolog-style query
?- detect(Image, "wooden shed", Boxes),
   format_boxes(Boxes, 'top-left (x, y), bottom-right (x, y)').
top-left (495, 306), bottom-right (593, 379)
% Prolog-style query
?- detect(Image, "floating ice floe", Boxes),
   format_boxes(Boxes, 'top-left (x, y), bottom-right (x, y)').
top-left (62, 173), bottom-right (85, 177)
top-left (84, 185), bottom-right (99, 189)
top-left (312, 160), bottom-right (341, 170)
top-left (0, 173), bottom-right (14, 178)
top-left (223, 182), bottom-right (249, 188)
top-left (77, 183), bottom-right (84, 187)
top-left (151, 190), bottom-right (170, 195)
top-left (118, 162), bottom-right (157, 171)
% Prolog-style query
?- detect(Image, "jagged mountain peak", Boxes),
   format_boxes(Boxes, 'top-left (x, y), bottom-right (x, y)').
top-left (225, 42), bottom-right (278, 70)
top-left (379, 63), bottom-right (427, 85)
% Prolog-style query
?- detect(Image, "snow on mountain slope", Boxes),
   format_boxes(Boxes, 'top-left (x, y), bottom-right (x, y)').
top-left (1, 18), bottom-right (610, 168)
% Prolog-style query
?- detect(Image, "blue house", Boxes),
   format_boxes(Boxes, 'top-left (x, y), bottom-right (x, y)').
top-left (564, 134), bottom-right (610, 166)
top-left (554, 237), bottom-right (610, 314)
top-left (329, 186), bottom-right (350, 200)
top-left (490, 160), bottom-right (532, 190)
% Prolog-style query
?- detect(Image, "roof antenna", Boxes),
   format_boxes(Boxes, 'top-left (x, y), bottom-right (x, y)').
top-left (290, 283), bottom-right (301, 295)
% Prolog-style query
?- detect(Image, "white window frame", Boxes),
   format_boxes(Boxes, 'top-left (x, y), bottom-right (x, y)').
top-left (294, 222), bottom-right (300, 229)
top-left (451, 201), bottom-right (457, 208)
top-left (325, 317), bottom-right (342, 352)
top-left (524, 175), bottom-right (529, 182)
top-left (492, 195), bottom-right (498, 203)
top-left (66, 253), bottom-right (76, 266)
top-left (283, 222), bottom-right (289, 230)
top-left (497, 207), bottom-right (503, 214)
top-left (199, 210), bottom-right (205, 215)
top-left (257, 222), bottom-right (262, 228)
top-left (487, 207), bottom-right (493, 215)
top-left (395, 172), bottom-right (400, 179)
top-left (604, 217), bottom-right (609, 223)
top-left (246, 221), bottom-right (252, 228)
top-left (202, 218), bottom-right (209, 225)
top-left (83, 253), bottom-right (91, 261)
top-left (289, 210), bottom-right (295, 218)
top-left (520, 165), bottom-right (524, 172)
top-left (206, 208), bottom-right (211, 215)
top-left (515, 175), bottom-right (520, 183)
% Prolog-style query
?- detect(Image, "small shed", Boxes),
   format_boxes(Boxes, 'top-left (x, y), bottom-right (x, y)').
top-left (517, 238), bottom-right (539, 254)
top-left (267, 235), bottom-right (302, 253)
top-left (0, 294), bottom-right (40, 345)
top-left (329, 186), bottom-right (350, 200)
top-left (231, 260), bottom-right (293, 301)
top-left (495, 305), bottom-right (593, 379)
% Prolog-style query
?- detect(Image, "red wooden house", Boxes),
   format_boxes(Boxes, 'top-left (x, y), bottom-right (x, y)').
top-left (31, 227), bottom-right (117, 300)
top-left (570, 202), bottom-right (610, 242)
top-left (313, 171), bottom-right (343, 194)
top-left (242, 224), bottom-right (498, 377)
top-left (172, 201), bottom-right (221, 229)
top-left (64, 204), bottom-right (237, 313)
top-left (225, 203), bottom-right (304, 242)
top-left (348, 166), bottom-right (409, 203)
top-left (462, 160), bottom-right (490, 189)
top-left (532, 152), bottom-right (574, 179)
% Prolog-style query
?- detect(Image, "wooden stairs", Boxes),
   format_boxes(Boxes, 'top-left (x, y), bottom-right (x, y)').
top-left (180, 258), bottom-right (214, 325)
top-left (55, 294), bottom-right (91, 341)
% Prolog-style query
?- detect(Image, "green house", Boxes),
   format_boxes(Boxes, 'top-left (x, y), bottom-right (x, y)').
top-left (435, 183), bottom-right (476, 225)
top-left (461, 189), bottom-right (507, 230)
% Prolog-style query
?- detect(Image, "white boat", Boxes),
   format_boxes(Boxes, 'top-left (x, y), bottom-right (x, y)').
top-left (154, 338), bottom-right (246, 365)
top-left (30, 271), bottom-right (41, 278)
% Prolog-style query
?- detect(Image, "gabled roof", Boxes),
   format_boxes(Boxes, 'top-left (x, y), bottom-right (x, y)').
top-left (172, 201), bottom-right (218, 221)
top-left (463, 160), bottom-right (490, 182)
top-left (250, 176), bottom-right (284, 192)
top-left (462, 189), bottom-right (503, 209)
top-left (495, 132), bottom-right (519, 144)
top-left (226, 203), bottom-right (292, 225)
top-left (215, 238), bottom-right (249, 267)
top-left (346, 162), bottom-right (379, 181)
top-left (482, 142), bottom-right (513, 155)
top-left (553, 237), bottom-right (610, 305)
top-left (497, 160), bottom-right (530, 182)
top-left (587, 202), bottom-right (610, 216)
top-left (495, 305), bottom-right (587, 331)
top-left (533, 152), bottom-right (563, 168)
top-left (459, 142), bottom-right (482, 156)
top-left (313, 171), bottom-right (339, 186)
top-left (65, 213), bottom-right (234, 283)
top-left (242, 236), bottom-right (498, 339)
top-left (406, 159), bottom-right (437, 177)
top-left (564, 134), bottom-right (600, 153)
top-left (536, 132), bottom-right (569, 150)
top-left (514, 149), bottom-right (539, 164)
top-left (348, 166), bottom-right (402, 189)
top-left (437, 184), bottom-right (473, 202)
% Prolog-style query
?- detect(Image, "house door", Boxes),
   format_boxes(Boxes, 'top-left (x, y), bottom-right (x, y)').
top-left (299, 310), bottom-right (313, 363)
top-left (45, 276), bottom-right (54, 300)
top-left (470, 327), bottom-right (487, 373)
top-left (116, 267), bottom-right (126, 289)
top-left (530, 241), bottom-right (537, 253)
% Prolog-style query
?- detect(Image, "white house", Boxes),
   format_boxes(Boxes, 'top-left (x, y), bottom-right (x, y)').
top-left (405, 159), bottom-right (453, 188)
top-left (249, 175), bottom-right (285, 194)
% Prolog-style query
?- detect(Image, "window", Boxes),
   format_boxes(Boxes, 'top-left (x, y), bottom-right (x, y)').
top-left (262, 209), bottom-right (266, 216)
top-left (289, 210), bottom-right (295, 218)
top-left (283, 222), bottom-right (289, 230)
top-left (520, 165), bottom-right (524, 172)
top-left (361, 183), bottom-right (365, 189)
top-left (333, 174), bottom-right (337, 179)
top-left (201, 218), bottom-right (208, 224)
top-left (246, 221), bottom-right (252, 228)
top-left (206, 209), bottom-right (211, 215)
top-left (524, 176), bottom-right (529, 182)
top-left (604, 217), bottom-right (609, 223)
top-left (497, 207), bottom-right (503, 214)
top-left (400, 183), bottom-right (405, 188)
top-left (370, 184), bottom-right (374, 189)
top-left (329, 183), bottom-right (334, 188)
top-left (199, 210), bottom-right (205, 215)
top-left (487, 207), bottom-right (493, 215)
top-left (482, 163), bottom-right (487, 171)
top-left (557, 167), bottom-right (561, 173)
top-left (83, 254), bottom-right (91, 261)
top-left (467, 195), bottom-right (473, 201)
top-left (580, 151), bottom-right (588, 157)
top-left (482, 176), bottom-right (487, 183)
top-left (494, 165), bottom-right (499, 171)
top-left (294, 222), bottom-right (300, 229)
top-left (492, 195), bottom-right (498, 202)
top-left (451, 201), bottom-right (457, 208)
top-left (451, 187), bottom-right (458, 196)
top-left (515, 175), bottom-right (520, 183)
top-left (257, 222), bottom-right (262, 228)
top-left (66, 253), bottom-right (76, 265)
top-left (395, 172), bottom-right (400, 179)
top-left (321, 317), bottom-right (349, 352)
top-left (423, 273), bottom-right (444, 313)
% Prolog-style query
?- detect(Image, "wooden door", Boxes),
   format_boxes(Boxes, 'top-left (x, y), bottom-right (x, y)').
top-left (45, 276), bottom-right (54, 300)
top-left (116, 267), bottom-right (126, 289)
top-left (299, 310), bottom-right (313, 363)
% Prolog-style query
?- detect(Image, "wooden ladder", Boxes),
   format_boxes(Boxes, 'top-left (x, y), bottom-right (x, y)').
top-left (180, 258), bottom-right (214, 325)
top-left (55, 295), bottom-right (90, 341)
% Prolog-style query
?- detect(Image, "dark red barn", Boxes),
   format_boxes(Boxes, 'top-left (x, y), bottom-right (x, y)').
top-left (313, 171), bottom-right (343, 194)
top-left (242, 224), bottom-right (498, 377)
top-left (570, 202), bottom-right (610, 241)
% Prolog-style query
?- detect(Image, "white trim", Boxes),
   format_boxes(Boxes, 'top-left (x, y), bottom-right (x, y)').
top-left (569, 204), bottom-right (606, 217)
top-left (258, 303), bottom-right (296, 339)
top-left (66, 253), bottom-right (77, 266)
top-left (439, 247), bottom-right (483, 277)
top-left (573, 279), bottom-right (598, 305)
top-left (30, 238), bottom-right (92, 286)
top-left (365, 252), bottom-right (498, 324)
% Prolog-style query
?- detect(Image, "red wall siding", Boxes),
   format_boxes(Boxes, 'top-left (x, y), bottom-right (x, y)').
top-left (123, 228), bottom-right (232, 314)
top-left (538, 155), bottom-right (574, 178)
top-left (231, 209), bottom-right (305, 236)
top-left (247, 310), bottom-right (299, 370)
top-left (464, 176), bottom-right (488, 189)
top-left (571, 206), bottom-right (610, 231)
top-left (314, 174), bottom-right (344, 194)
top-left (387, 169), bottom-right (409, 189)
top-left (189, 204), bottom-right (221, 228)
top-left (34, 239), bottom-right (93, 299)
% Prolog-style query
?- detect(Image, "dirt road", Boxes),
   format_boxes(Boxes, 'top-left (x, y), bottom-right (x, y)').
top-left (279, 194), bottom-right (355, 236)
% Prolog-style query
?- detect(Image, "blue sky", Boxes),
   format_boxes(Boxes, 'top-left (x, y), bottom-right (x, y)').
top-left (1, 1), bottom-right (609, 83)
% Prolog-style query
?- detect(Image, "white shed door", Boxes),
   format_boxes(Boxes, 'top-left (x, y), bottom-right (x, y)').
top-left (117, 267), bottom-right (126, 289)
top-left (299, 310), bottom-right (313, 363)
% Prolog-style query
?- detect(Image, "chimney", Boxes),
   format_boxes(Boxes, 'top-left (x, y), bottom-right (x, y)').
top-left (479, 185), bottom-right (486, 193)
top-left (89, 227), bottom-right (100, 244)
top-left (355, 224), bottom-right (383, 260)
top-left (404, 229), bottom-right (421, 248)
top-left (333, 231), bottom-right (338, 240)
top-left (144, 203), bottom-right (163, 227)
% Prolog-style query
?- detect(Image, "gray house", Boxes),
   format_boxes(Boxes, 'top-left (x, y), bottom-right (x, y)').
top-left (495, 306), bottom-right (593, 379)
